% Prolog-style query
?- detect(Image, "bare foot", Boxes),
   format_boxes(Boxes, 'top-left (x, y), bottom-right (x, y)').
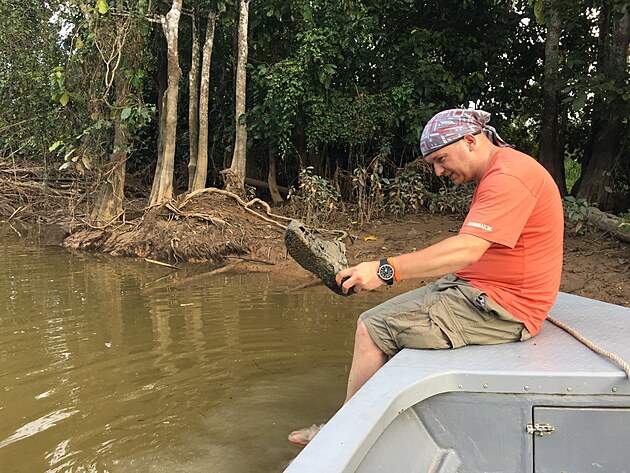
top-left (287, 423), bottom-right (325, 446)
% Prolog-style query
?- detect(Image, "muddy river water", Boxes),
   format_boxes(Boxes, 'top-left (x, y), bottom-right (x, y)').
top-left (0, 225), bottom-right (390, 472)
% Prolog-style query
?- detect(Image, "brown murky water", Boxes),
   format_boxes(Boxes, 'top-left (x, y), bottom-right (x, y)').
top-left (0, 225), bottom-right (389, 472)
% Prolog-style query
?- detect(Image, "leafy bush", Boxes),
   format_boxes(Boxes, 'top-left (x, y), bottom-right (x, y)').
top-left (385, 170), bottom-right (428, 216)
top-left (563, 196), bottom-right (591, 233)
top-left (426, 184), bottom-right (475, 217)
top-left (288, 166), bottom-right (341, 226)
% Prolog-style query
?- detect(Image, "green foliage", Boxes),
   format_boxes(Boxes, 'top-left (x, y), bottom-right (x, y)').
top-left (288, 166), bottom-right (341, 226)
top-left (3, 0), bottom-right (627, 214)
top-left (47, 0), bottom-right (155, 175)
top-left (564, 158), bottom-right (581, 193)
top-left (385, 169), bottom-right (428, 217)
top-left (426, 184), bottom-right (475, 218)
top-left (0, 0), bottom-right (69, 162)
top-left (563, 195), bottom-right (590, 233)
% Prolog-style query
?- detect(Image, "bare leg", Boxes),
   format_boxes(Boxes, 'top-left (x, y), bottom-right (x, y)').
top-left (288, 319), bottom-right (387, 446)
top-left (344, 318), bottom-right (388, 404)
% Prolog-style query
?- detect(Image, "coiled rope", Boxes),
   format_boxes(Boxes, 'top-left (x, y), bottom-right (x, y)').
top-left (546, 315), bottom-right (630, 379)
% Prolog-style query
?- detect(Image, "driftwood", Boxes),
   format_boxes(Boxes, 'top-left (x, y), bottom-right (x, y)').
top-left (586, 207), bottom-right (630, 243)
top-left (245, 177), bottom-right (288, 196)
top-left (143, 263), bottom-right (240, 292)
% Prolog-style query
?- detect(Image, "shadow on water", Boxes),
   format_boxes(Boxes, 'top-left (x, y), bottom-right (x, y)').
top-left (0, 225), bottom-right (389, 472)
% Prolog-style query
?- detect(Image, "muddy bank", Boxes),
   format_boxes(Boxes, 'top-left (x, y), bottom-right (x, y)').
top-left (1, 163), bottom-right (628, 308)
top-left (61, 189), bottom-right (630, 308)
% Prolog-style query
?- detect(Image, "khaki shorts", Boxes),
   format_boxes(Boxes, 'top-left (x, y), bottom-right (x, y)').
top-left (361, 274), bottom-right (531, 357)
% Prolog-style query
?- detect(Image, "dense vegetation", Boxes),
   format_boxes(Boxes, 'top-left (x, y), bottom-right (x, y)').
top-left (0, 0), bottom-right (628, 225)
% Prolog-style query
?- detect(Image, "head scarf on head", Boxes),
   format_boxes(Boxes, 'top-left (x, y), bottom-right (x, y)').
top-left (420, 109), bottom-right (512, 157)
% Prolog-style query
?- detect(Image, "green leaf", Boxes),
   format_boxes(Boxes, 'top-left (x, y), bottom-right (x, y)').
top-left (59, 92), bottom-right (69, 106)
top-left (121, 107), bottom-right (132, 120)
top-left (572, 93), bottom-right (586, 111)
top-left (76, 37), bottom-right (84, 49)
top-left (49, 140), bottom-right (63, 152)
top-left (96, 0), bottom-right (108, 15)
top-left (534, 0), bottom-right (544, 25)
top-left (59, 161), bottom-right (73, 171)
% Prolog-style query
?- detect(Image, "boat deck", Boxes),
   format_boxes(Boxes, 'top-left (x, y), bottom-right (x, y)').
top-left (284, 292), bottom-right (630, 473)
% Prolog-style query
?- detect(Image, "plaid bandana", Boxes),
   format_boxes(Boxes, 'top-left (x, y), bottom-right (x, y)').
top-left (420, 109), bottom-right (512, 157)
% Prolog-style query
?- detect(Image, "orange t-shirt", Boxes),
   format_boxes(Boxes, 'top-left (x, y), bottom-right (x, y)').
top-left (455, 147), bottom-right (564, 335)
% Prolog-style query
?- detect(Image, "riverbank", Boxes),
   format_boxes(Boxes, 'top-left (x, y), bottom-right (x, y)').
top-left (1, 162), bottom-right (628, 308)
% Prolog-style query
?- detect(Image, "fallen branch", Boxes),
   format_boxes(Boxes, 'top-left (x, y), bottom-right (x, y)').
top-left (223, 255), bottom-right (275, 265)
top-left (144, 263), bottom-right (241, 292)
top-left (586, 207), bottom-right (630, 244)
top-left (144, 258), bottom-right (179, 270)
top-left (7, 206), bottom-right (23, 221)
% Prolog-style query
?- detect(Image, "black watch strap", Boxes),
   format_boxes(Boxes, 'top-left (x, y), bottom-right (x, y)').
top-left (378, 258), bottom-right (395, 285)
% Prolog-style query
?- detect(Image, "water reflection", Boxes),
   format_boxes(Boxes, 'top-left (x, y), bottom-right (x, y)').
top-left (0, 225), bottom-right (389, 472)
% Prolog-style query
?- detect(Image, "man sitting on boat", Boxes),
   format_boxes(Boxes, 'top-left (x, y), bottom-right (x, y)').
top-left (288, 108), bottom-right (564, 446)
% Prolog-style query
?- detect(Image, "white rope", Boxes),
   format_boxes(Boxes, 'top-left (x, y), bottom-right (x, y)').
top-left (546, 315), bottom-right (630, 378)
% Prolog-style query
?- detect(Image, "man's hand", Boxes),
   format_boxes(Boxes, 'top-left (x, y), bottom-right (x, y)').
top-left (335, 261), bottom-right (383, 294)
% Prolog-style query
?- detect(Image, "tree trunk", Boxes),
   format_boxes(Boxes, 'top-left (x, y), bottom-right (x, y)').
top-left (574, 3), bottom-right (630, 211)
top-left (191, 8), bottom-right (218, 192)
top-left (149, 0), bottom-right (182, 207)
top-left (226, 0), bottom-right (250, 193)
top-left (539, 1), bottom-right (567, 195)
top-left (187, 6), bottom-right (200, 191)
top-left (91, 70), bottom-right (129, 226)
top-left (267, 142), bottom-right (284, 204)
top-left (156, 51), bottom-right (168, 168)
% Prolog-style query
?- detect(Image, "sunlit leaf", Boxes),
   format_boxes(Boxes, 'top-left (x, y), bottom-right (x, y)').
top-left (49, 140), bottom-right (63, 152)
top-left (96, 0), bottom-right (108, 15)
top-left (121, 107), bottom-right (132, 120)
top-left (59, 92), bottom-right (69, 106)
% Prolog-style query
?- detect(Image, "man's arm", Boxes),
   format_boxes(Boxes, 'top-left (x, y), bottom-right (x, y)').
top-left (335, 233), bottom-right (492, 294)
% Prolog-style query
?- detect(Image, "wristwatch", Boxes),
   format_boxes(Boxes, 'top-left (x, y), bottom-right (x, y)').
top-left (377, 258), bottom-right (395, 285)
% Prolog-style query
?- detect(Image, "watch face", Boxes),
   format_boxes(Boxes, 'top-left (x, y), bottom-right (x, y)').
top-left (378, 264), bottom-right (394, 280)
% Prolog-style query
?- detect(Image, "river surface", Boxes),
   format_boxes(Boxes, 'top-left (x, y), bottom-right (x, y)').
top-left (0, 225), bottom-right (389, 472)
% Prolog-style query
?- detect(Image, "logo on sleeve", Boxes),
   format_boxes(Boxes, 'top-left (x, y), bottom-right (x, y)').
top-left (467, 222), bottom-right (493, 232)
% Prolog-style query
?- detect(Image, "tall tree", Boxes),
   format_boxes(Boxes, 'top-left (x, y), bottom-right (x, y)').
top-left (538, 0), bottom-right (568, 195)
top-left (226, 0), bottom-right (250, 193)
top-left (149, 0), bottom-right (182, 206)
top-left (90, 4), bottom-right (148, 225)
top-left (191, 6), bottom-right (219, 191)
top-left (187, 6), bottom-right (201, 191)
top-left (91, 67), bottom-right (131, 225)
top-left (573, 1), bottom-right (629, 211)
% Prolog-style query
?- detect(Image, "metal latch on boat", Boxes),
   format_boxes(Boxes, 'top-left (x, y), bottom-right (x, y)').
top-left (526, 423), bottom-right (555, 436)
